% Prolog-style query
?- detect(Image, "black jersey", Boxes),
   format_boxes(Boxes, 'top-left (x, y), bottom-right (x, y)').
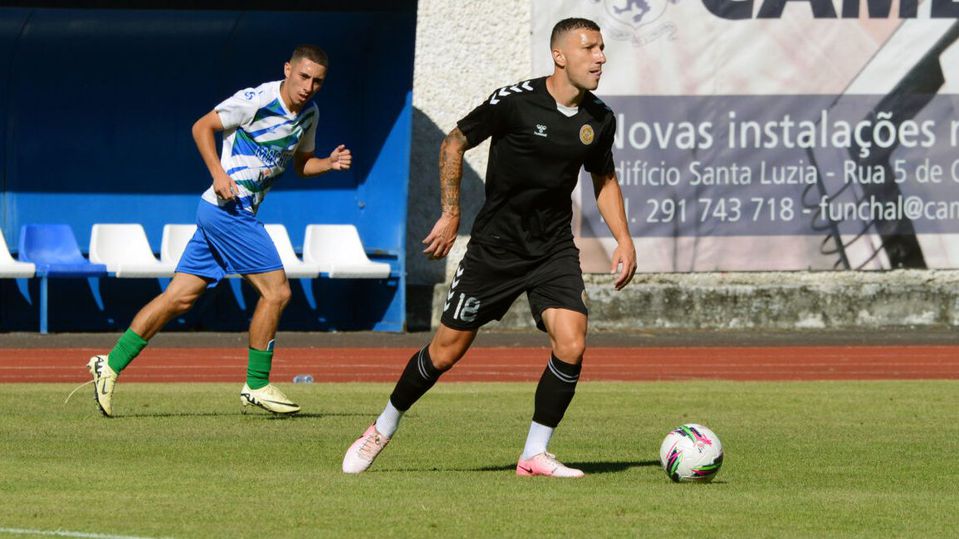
top-left (456, 76), bottom-right (616, 258)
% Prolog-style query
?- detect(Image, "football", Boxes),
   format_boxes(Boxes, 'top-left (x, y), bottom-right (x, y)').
top-left (659, 424), bottom-right (724, 482)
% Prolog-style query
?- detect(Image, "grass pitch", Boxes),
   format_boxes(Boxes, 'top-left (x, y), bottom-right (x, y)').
top-left (1, 381), bottom-right (957, 538)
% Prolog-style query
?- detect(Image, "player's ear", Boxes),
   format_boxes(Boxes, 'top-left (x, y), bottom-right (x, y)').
top-left (552, 47), bottom-right (566, 68)
top-left (283, 61), bottom-right (292, 78)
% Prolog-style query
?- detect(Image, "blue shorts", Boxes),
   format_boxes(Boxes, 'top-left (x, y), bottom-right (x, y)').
top-left (175, 200), bottom-right (283, 286)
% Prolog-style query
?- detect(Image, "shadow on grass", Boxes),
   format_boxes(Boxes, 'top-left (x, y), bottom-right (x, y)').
top-left (116, 411), bottom-right (370, 419)
top-left (288, 412), bottom-right (373, 419)
top-left (575, 459), bottom-right (660, 474)
top-left (383, 459), bottom-right (660, 474)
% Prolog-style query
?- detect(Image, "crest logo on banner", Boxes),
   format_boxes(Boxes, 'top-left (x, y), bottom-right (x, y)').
top-left (591, 0), bottom-right (680, 47)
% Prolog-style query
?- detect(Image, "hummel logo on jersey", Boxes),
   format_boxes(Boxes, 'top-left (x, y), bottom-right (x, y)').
top-left (452, 266), bottom-right (464, 288)
top-left (444, 288), bottom-right (455, 311)
top-left (444, 266), bottom-right (466, 311)
top-left (534, 124), bottom-right (548, 138)
top-left (489, 80), bottom-right (534, 105)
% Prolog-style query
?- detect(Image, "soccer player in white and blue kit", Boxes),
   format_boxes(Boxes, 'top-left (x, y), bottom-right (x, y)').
top-left (85, 45), bottom-right (351, 417)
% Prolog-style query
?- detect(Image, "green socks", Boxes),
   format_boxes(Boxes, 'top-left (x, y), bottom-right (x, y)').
top-left (246, 346), bottom-right (273, 390)
top-left (107, 328), bottom-right (148, 374)
top-left (106, 328), bottom-right (275, 389)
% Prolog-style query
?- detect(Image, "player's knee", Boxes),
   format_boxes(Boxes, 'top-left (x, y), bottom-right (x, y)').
top-left (429, 351), bottom-right (460, 371)
top-left (262, 283), bottom-right (292, 308)
top-left (166, 292), bottom-right (198, 316)
top-left (276, 284), bottom-right (292, 307)
top-left (428, 343), bottom-right (466, 371)
top-left (429, 325), bottom-right (475, 370)
top-left (552, 337), bottom-right (586, 364)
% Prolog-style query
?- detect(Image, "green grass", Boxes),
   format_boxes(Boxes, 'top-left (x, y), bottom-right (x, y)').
top-left (1, 381), bottom-right (957, 538)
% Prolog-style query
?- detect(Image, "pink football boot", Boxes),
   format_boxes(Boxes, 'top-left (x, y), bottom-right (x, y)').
top-left (342, 424), bottom-right (391, 474)
top-left (516, 452), bottom-right (585, 478)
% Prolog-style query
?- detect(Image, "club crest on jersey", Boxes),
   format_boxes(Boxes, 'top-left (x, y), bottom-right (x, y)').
top-left (579, 124), bottom-right (595, 145)
top-left (534, 124), bottom-right (548, 138)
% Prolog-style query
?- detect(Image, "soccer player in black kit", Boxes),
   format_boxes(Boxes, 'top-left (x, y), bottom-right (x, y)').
top-left (343, 18), bottom-right (636, 477)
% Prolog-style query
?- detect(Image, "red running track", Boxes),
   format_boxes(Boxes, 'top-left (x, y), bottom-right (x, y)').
top-left (1, 346), bottom-right (957, 383)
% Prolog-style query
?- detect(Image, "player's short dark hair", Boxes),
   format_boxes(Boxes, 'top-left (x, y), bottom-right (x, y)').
top-left (291, 44), bottom-right (329, 67)
top-left (550, 18), bottom-right (601, 47)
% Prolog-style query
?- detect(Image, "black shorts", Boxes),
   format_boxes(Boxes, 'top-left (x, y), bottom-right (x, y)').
top-left (440, 241), bottom-right (588, 332)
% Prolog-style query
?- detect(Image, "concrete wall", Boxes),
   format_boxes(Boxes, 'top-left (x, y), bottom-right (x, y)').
top-left (409, 1), bottom-right (959, 331)
top-left (433, 270), bottom-right (959, 330)
top-left (406, 0), bottom-right (532, 328)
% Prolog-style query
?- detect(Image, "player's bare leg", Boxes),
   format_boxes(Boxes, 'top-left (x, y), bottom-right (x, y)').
top-left (130, 272), bottom-right (211, 340)
top-left (244, 269), bottom-right (291, 350)
top-left (343, 324), bottom-right (477, 473)
top-left (427, 323), bottom-right (477, 369)
top-left (516, 308), bottom-right (587, 477)
top-left (238, 269), bottom-right (299, 414)
top-left (541, 308), bottom-right (587, 367)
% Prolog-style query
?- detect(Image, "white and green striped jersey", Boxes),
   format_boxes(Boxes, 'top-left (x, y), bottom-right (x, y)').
top-left (201, 80), bottom-right (318, 214)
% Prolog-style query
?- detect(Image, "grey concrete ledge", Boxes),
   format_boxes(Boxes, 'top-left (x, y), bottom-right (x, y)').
top-left (433, 270), bottom-right (959, 330)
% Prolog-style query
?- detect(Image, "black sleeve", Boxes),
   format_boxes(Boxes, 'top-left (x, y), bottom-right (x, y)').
top-left (584, 113), bottom-right (616, 175)
top-left (456, 89), bottom-right (512, 147)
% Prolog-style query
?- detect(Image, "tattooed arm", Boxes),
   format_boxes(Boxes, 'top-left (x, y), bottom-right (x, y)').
top-left (422, 127), bottom-right (470, 259)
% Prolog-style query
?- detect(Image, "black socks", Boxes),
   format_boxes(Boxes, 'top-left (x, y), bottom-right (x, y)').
top-left (532, 354), bottom-right (582, 428)
top-left (389, 346), bottom-right (446, 411)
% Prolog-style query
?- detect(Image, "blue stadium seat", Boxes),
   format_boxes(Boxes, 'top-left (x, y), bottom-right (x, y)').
top-left (18, 224), bottom-right (107, 333)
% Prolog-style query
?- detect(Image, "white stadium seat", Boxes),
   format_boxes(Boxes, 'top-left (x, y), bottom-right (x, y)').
top-left (303, 224), bottom-right (390, 279)
top-left (0, 231), bottom-right (35, 278)
top-left (264, 224), bottom-right (320, 279)
top-left (160, 224), bottom-right (197, 268)
top-left (89, 224), bottom-right (175, 278)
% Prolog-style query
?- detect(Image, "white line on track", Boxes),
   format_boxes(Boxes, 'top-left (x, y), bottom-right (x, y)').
top-left (0, 527), bottom-right (163, 539)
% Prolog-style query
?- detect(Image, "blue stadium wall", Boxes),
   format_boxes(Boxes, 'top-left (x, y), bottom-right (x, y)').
top-left (0, 2), bottom-right (415, 332)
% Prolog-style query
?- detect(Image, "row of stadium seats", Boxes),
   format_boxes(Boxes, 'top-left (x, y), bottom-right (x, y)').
top-left (0, 223), bottom-right (391, 333)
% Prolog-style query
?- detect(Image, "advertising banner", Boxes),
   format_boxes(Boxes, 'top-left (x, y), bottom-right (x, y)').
top-left (533, 0), bottom-right (959, 271)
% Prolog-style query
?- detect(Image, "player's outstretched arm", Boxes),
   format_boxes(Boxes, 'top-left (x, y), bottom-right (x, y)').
top-left (193, 110), bottom-right (237, 201)
top-left (294, 144), bottom-right (352, 177)
top-left (422, 127), bottom-right (469, 260)
top-left (591, 171), bottom-right (637, 290)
